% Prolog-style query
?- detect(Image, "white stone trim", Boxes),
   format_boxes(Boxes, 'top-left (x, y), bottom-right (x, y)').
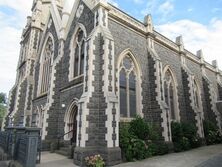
top-left (76, 34), bottom-right (96, 147)
top-left (64, 99), bottom-right (78, 141)
top-left (154, 61), bottom-right (171, 142)
top-left (102, 37), bottom-right (119, 147)
top-left (209, 86), bottom-right (222, 133)
top-left (192, 78), bottom-right (204, 137)
top-left (11, 78), bottom-right (25, 120)
top-left (50, 1), bottom-right (62, 37)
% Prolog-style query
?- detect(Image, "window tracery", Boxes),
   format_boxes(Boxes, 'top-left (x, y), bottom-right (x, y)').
top-left (163, 69), bottom-right (179, 121)
top-left (119, 55), bottom-right (137, 118)
top-left (72, 29), bottom-right (85, 78)
top-left (39, 36), bottom-right (54, 95)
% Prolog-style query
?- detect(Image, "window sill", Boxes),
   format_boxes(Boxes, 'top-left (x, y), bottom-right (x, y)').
top-left (34, 93), bottom-right (48, 101)
top-left (120, 117), bottom-right (135, 122)
top-left (69, 75), bottom-right (84, 82)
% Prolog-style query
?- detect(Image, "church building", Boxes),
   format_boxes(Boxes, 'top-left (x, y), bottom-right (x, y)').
top-left (2, 0), bottom-right (222, 165)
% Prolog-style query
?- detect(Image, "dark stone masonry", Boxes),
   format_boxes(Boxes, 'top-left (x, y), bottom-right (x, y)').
top-left (2, 0), bottom-right (222, 166)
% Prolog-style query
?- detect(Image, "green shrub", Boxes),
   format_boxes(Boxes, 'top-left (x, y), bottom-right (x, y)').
top-left (146, 141), bottom-right (169, 156)
top-left (119, 123), bottom-right (147, 161)
top-left (119, 116), bottom-right (162, 161)
top-left (181, 123), bottom-right (197, 139)
top-left (130, 138), bottom-right (148, 160)
top-left (146, 142), bottom-right (158, 156)
top-left (181, 122), bottom-right (201, 148)
top-left (148, 124), bottom-right (161, 141)
top-left (171, 122), bottom-right (183, 143)
top-left (129, 116), bottom-right (150, 140)
top-left (171, 121), bottom-right (201, 152)
top-left (173, 137), bottom-right (190, 152)
top-left (129, 116), bottom-right (160, 141)
top-left (203, 120), bottom-right (222, 145)
top-left (156, 141), bottom-right (169, 155)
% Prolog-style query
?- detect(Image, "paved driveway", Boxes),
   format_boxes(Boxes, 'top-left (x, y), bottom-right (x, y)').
top-left (114, 145), bottom-right (222, 167)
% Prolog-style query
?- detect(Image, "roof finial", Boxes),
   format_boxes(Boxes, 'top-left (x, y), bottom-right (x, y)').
top-left (212, 60), bottom-right (218, 68)
top-left (176, 36), bottom-right (184, 52)
top-left (144, 14), bottom-right (153, 33)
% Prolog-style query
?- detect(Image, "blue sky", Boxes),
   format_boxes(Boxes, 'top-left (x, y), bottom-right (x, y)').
top-left (0, 0), bottom-right (222, 94)
top-left (110, 0), bottom-right (222, 25)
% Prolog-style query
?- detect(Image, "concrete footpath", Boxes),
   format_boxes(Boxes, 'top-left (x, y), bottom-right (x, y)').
top-left (0, 144), bottom-right (222, 167)
top-left (36, 152), bottom-right (77, 167)
top-left (114, 144), bottom-right (222, 167)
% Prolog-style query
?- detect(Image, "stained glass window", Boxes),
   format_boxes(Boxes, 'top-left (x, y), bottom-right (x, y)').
top-left (164, 69), bottom-right (177, 121)
top-left (40, 37), bottom-right (53, 94)
top-left (119, 55), bottom-right (137, 118)
top-left (73, 29), bottom-right (85, 78)
top-left (193, 81), bottom-right (200, 108)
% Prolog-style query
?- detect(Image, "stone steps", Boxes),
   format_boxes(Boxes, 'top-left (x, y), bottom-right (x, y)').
top-left (55, 149), bottom-right (69, 157)
top-left (55, 145), bottom-right (75, 159)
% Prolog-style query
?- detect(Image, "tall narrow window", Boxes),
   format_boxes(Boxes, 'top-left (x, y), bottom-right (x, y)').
top-left (119, 55), bottom-right (137, 118)
top-left (193, 81), bottom-right (200, 108)
top-left (40, 37), bottom-right (53, 94)
top-left (73, 29), bottom-right (85, 78)
top-left (163, 69), bottom-right (178, 121)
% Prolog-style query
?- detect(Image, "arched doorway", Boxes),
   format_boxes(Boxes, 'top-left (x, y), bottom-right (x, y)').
top-left (64, 102), bottom-right (78, 143)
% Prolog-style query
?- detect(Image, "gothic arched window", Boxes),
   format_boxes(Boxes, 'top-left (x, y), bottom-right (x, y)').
top-left (72, 29), bottom-right (85, 78)
top-left (119, 55), bottom-right (138, 118)
top-left (193, 80), bottom-right (200, 108)
top-left (163, 69), bottom-right (179, 121)
top-left (39, 36), bottom-right (54, 95)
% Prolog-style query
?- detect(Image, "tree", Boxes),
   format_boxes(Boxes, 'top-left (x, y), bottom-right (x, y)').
top-left (0, 92), bottom-right (7, 104)
top-left (0, 92), bottom-right (7, 129)
top-left (0, 104), bottom-right (6, 119)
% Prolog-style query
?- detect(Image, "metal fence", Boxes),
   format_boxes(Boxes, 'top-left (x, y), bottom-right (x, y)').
top-left (0, 127), bottom-right (41, 167)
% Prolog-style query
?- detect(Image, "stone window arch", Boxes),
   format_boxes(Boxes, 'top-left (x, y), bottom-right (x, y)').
top-left (193, 80), bottom-right (201, 109)
top-left (64, 100), bottom-right (78, 141)
top-left (69, 24), bottom-right (87, 81)
top-left (163, 66), bottom-right (180, 122)
top-left (117, 49), bottom-right (143, 119)
top-left (38, 34), bottom-right (54, 95)
top-left (32, 106), bottom-right (44, 136)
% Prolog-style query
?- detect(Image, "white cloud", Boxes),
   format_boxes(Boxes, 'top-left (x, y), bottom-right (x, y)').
top-left (141, 0), bottom-right (159, 16)
top-left (156, 19), bottom-right (222, 69)
top-left (212, 8), bottom-right (220, 13)
top-left (141, 0), bottom-right (174, 21)
top-left (132, 0), bottom-right (144, 4)
top-left (107, 0), bottom-right (119, 7)
top-left (0, 0), bottom-right (32, 94)
top-left (158, 1), bottom-right (174, 18)
top-left (187, 8), bottom-right (193, 12)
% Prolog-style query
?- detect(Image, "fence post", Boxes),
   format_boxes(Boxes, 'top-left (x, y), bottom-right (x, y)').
top-left (24, 127), bottom-right (40, 167)
top-left (6, 127), bottom-right (16, 159)
top-left (14, 127), bottom-right (26, 160)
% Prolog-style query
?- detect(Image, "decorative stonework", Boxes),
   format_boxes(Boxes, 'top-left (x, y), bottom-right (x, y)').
top-left (209, 85), bottom-right (222, 132)
top-left (78, 102), bottom-right (83, 146)
top-left (76, 4), bottom-right (84, 18)
top-left (111, 103), bottom-right (117, 147)
top-left (84, 41), bottom-right (90, 92)
top-left (109, 5), bottom-right (146, 32)
top-left (108, 40), bottom-right (113, 92)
